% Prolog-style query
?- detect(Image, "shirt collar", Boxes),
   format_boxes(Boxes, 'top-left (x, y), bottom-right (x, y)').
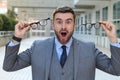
top-left (55, 36), bottom-right (73, 48)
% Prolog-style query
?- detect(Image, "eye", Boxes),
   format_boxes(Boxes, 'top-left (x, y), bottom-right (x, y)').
top-left (56, 20), bottom-right (62, 24)
top-left (66, 20), bottom-right (72, 24)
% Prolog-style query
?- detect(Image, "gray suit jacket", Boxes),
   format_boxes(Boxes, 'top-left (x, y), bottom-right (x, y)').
top-left (3, 37), bottom-right (120, 80)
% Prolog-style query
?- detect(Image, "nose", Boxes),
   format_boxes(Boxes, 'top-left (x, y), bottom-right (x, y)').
top-left (61, 22), bottom-right (66, 29)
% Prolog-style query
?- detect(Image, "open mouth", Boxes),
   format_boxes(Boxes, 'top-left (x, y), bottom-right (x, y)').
top-left (61, 32), bottom-right (67, 37)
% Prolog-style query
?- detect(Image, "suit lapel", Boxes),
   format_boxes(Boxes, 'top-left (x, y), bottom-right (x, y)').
top-left (44, 37), bottom-right (83, 80)
top-left (45, 37), bottom-right (55, 80)
top-left (73, 38), bottom-right (81, 80)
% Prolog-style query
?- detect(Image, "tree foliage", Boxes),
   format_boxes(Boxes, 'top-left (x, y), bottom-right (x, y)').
top-left (0, 10), bottom-right (18, 31)
top-left (0, 17), bottom-right (3, 30)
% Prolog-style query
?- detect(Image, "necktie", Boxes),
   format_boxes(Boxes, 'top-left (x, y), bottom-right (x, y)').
top-left (60, 45), bottom-right (67, 68)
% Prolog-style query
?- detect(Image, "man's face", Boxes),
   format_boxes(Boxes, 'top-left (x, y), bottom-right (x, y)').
top-left (53, 13), bottom-right (75, 44)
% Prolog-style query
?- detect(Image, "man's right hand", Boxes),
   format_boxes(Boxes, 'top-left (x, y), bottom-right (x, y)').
top-left (14, 21), bottom-right (30, 38)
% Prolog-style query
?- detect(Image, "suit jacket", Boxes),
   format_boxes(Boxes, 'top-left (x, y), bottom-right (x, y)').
top-left (3, 37), bottom-right (120, 80)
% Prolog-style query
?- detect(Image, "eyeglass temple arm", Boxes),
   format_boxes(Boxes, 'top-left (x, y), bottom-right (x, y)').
top-left (29, 21), bottom-right (40, 26)
top-left (45, 17), bottom-right (50, 20)
top-left (29, 17), bottom-right (51, 26)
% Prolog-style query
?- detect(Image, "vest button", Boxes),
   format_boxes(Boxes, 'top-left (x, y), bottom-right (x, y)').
top-left (62, 72), bottom-right (64, 75)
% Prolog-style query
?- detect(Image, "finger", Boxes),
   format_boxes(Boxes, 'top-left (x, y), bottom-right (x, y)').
top-left (23, 22), bottom-right (29, 27)
top-left (15, 22), bottom-right (23, 30)
top-left (20, 22), bottom-right (29, 29)
top-left (16, 21), bottom-right (29, 30)
top-left (100, 24), bottom-right (108, 32)
top-left (99, 21), bottom-right (106, 26)
top-left (15, 22), bottom-right (21, 31)
top-left (23, 26), bottom-right (31, 32)
top-left (99, 21), bottom-right (113, 31)
top-left (99, 21), bottom-right (106, 30)
top-left (106, 22), bottom-right (112, 31)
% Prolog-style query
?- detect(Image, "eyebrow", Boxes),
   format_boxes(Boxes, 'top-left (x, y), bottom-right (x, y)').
top-left (55, 18), bottom-right (73, 21)
top-left (55, 18), bottom-right (62, 21)
top-left (66, 18), bottom-right (73, 21)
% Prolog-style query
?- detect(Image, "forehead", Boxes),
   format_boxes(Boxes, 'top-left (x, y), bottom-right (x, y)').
top-left (54, 13), bottom-right (74, 20)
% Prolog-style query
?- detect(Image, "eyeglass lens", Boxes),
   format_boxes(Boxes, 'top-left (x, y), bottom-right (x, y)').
top-left (30, 18), bottom-right (50, 29)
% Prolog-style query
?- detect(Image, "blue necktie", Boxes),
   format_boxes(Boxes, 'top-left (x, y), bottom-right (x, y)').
top-left (60, 45), bottom-right (67, 68)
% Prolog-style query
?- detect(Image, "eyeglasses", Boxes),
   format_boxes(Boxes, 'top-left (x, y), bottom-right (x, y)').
top-left (80, 22), bottom-right (100, 30)
top-left (29, 18), bottom-right (51, 29)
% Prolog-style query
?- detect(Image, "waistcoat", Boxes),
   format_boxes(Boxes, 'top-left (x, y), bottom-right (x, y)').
top-left (49, 44), bottom-right (74, 80)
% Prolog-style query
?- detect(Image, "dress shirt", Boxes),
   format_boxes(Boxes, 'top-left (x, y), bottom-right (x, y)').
top-left (8, 41), bottom-right (20, 46)
top-left (110, 42), bottom-right (120, 47)
top-left (55, 37), bottom-right (73, 61)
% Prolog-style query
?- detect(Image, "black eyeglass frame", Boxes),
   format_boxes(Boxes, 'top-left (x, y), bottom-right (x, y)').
top-left (79, 22), bottom-right (100, 30)
top-left (29, 18), bottom-right (51, 29)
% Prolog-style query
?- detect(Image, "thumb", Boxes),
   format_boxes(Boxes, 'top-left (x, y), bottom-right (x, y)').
top-left (23, 26), bottom-right (31, 32)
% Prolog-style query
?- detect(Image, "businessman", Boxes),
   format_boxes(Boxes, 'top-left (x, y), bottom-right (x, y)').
top-left (3, 6), bottom-right (120, 80)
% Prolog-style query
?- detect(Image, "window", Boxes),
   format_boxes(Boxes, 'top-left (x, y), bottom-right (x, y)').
top-left (95, 11), bottom-right (100, 35)
top-left (88, 13), bottom-right (92, 35)
top-left (102, 7), bottom-right (108, 36)
top-left (80, 17), bottom-right (83, 34)
top-left (113, 1), bottom-right (120, 19)
top-left (76, 18), bottom-right (79, 31)
top-left (102, 7), bottom-right (108, 21)
top-left (113, 1), bottom-right (120, 38)
top-left (85, 15), bottom-right (87, 34)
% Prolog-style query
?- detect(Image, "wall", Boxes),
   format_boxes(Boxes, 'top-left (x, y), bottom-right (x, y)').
top-left (0, 31), bottom-right (30, 47)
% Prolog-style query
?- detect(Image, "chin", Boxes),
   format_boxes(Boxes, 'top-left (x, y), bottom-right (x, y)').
top-left (60, 38), bottom-right (68, 44)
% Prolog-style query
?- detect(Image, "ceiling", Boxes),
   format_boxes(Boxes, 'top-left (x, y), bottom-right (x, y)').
top-left (74, 0), bottom-right (111, 14)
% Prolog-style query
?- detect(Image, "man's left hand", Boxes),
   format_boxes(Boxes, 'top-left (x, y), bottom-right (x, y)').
top-left (99, 21), bottom-right (118, 43)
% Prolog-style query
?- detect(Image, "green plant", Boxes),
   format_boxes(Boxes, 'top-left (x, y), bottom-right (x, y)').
top-left (7, 9), bottom-right (16, 18)
top-left (0, 10), bottom-right (18, 31)
top-left (0, 17), bottom-right (3, 30)
top-left (7, 10), bottom-right (18, 31)
top-left (8, 17), bottom-right (17, 30)
top-left (0, 14), bottom-right (11, 31)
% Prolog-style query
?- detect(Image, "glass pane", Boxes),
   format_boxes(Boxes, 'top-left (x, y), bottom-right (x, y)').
top-left (113, 4), bottom-right (116, 19)
top-left (114, 21), bottom-right (120, 38)
top-left (85, 15), bottom-right (87, 34)
top-left (117, 3), bottom-right (120, 19)
top-left (96, 11), bottom-right (100, 35)
top-left (102, 7), bottom-right (108, 21)
top-left (102, 7), bottom-right (108, 36)
top-left (113, 1), bottom-right (120, 19)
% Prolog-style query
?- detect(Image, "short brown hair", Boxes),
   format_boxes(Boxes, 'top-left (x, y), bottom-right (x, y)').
top-left (53, 6), bottom-right (76, 21)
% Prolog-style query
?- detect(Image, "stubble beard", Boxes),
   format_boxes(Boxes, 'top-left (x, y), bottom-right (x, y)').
top-left (55, 30), bottom-right (73, 44)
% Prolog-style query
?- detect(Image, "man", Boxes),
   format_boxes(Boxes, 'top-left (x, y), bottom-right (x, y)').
top-left (3, 6), bottom-right (120, 80)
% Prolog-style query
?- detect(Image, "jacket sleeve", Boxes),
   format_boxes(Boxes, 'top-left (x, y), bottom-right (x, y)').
top-left (3, 42), bottom-right (33, 71)
top-left (96, 45), bottom-right (120, 76)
